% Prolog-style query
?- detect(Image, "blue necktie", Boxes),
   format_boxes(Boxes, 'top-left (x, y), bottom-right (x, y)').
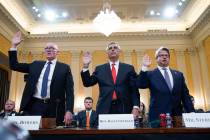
top-left (162, 68), bottom-right (172, 91)
top-left (41, 62), bottom-right (51, 98)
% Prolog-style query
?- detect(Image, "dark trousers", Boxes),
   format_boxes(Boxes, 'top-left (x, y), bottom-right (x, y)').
top-left (109, 100), bottom-right (123, 114)
top-left (28, 98), bottom-right (50, 117)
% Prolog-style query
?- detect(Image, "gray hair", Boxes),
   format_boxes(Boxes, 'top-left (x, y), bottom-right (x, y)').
top-left (106, 42), bottom-right (121, 51)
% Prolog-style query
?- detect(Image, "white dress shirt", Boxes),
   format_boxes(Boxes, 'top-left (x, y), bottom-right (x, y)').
top-left (109, 60), bottom-right (119, 75)
top-left (33, 59), bottom-right (57, 99)
top-left (157, 66), bottom-right (174, 89)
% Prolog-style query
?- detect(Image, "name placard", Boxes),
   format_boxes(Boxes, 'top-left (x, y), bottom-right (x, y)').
top-left (99, 114), bottom-right (134, 129)
top-left (182, 113), bottom-right (210, 128)
top-left (7, 116), bottom-right (41, 130)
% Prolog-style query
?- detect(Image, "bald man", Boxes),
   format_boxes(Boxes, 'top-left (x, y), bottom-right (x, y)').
top-left (9, 31), bottom-right (74, 126)
top-left (0, 100), bottom-right (18, 119)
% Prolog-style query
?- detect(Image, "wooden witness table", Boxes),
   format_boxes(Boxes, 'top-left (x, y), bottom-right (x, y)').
top-left (29, 127), bottom-right (210, 140)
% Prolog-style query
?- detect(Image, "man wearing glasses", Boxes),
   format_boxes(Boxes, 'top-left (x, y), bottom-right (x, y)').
top-left (135, 47), bottom-right (195, 124)
top-left (81, 42), bottom-right (140, 119)
top-left (9, 31), bottom-right (74, 126)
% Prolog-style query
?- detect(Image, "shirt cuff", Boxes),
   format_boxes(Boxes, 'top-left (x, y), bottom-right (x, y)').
top-left (10, 48), bottom-right (17, 51)
top-left (141, 66), bottom-right (148, 72)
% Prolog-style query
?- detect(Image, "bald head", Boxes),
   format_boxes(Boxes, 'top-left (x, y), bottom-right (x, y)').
top-left (44, 42), bottom-right (59, 61)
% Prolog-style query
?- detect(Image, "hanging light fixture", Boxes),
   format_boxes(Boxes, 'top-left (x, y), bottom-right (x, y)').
top-left (93, 0), bottom-right (121, 36)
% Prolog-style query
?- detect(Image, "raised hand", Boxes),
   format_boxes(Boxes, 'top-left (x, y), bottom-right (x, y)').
top-left (83, 52), bottom-right (92, 68)
top-left (142, 54), bottom-right (152, 67)
top-left (12, 31), bottom-right (23, 48)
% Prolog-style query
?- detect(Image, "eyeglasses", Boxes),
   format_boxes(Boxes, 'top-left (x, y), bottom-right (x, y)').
top-left (84, 101), bottom-right (93, 104)
top-left (107, 46), bottom-right (119, 51)
top-left (158, 54), bottom-right (169, 58)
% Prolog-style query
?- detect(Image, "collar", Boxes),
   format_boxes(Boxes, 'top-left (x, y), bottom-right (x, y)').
top-left (109, 60), bottom-right (119, 66)
top-left (157, 65), bottom-right (170, 71)
top-left (46, 59), bottom-right (57, 65)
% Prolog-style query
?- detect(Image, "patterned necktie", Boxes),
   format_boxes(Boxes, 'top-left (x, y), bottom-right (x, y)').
top-left (162, 68), bottom-right (172, 91)
top-left (86, 111), bottom-right (90, 128)
top-left (41, 62), bottom-right (51, 98)
top-left (111, 63), bottom-right (117, 100)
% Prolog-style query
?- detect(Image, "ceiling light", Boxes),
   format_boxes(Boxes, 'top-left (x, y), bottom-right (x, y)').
top-left (44, 10), bottom-right (56, 21)
top-left (156, 12), bottom-right (160, 16)
top-left (62, 12), bottom-right (68, 18)
top-left (150, 10), bottom-right (155, 15)
top-left (178, 2), bottom-right (183, 6)
top-left (93, 0), bottom-right (121, 36)
top-left (164, 7), bottom-right (176, 18)
top-left (35, 8), bottom-right (39, 12)
top-left (181, 0), bottom-right (186, 2)
top-left (37, 14), bottom-right (41, 17)
top-left (32, 6), bottom-right (36, 10)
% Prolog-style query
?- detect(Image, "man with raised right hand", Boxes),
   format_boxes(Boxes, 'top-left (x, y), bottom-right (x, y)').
top-left (9, 31), bottom-right (74, 126)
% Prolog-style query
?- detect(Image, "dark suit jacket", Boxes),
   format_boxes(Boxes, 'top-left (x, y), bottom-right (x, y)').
top-left (81, 62), bottom-right (140, 114)
top-left (135, 68), bottom-right (195, 122)
top-left (0, 111), bottom-right (19, 118)
top-left (75, 110), bottom-right (98, 128)
top-left (9, 51), bottom-right (74, 125)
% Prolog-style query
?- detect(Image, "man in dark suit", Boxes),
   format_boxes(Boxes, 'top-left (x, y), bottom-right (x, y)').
top-left (81, 42), bottom-right (140, 118)
top-left (135, 47), bottom-right (195, 123)
top-left (9, 31), bottom-right (74, 125)
top-left (75, 97), bottom-right (98, 128)
top-left (0, 100), bottom-right (18, 119)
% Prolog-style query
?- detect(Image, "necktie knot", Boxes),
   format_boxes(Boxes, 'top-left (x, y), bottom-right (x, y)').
top-left (86, 111), bottom-right (89, 116)
top-left (162, 67), bottom-right (167, 71)
top-left (48, 61), bottom-right (52, 65)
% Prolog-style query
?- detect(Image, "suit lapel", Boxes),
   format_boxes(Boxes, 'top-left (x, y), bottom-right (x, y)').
top-left (105, 63), bottom-right (114, 84)
top-left (116, 63), bottom-right (123, 84)
top-left (51, 62), bottom-right (59, 83)
top-left (90, 110), bottom-right (96, 125)
top-left (170, 69), bottom-right (177, 92)
top-left (35, 62), bottom-right (45, 80)
top-left (155, 68), bottom-right (171, 92)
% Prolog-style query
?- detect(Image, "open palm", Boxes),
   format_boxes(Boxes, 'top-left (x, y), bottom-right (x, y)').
top-left (142, 54), bottom-right (152, 67)
top-left (83, 52), bottom-right (92, 65)
top-left (12, 31), bottom-right (22, 48)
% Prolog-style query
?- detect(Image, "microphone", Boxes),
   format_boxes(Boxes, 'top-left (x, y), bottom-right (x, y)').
top-left (55, 99), bottom-right (60, 123)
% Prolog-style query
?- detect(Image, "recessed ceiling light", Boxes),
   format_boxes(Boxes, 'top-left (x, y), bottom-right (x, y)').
top-left (32, 6), bottom-right (36, 10)
top-left (37, 14), bottom-right (41, 17)
top-left (44, 10), bottom-right (56, 21)
top-left (181, 0), bottom-right (186, 2)
top-left (156, 12), bottom-right (160, 16)
top-left (35, 8), bottom-right (39, 12)
top-left (150, 10), bottom-right (155, 15)
top-left (62, 12), bottom-right (68, 18)
top-left (164, 7), bottom-right (176, 18)
top-left (178, 2), bottom-right (183, 6)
